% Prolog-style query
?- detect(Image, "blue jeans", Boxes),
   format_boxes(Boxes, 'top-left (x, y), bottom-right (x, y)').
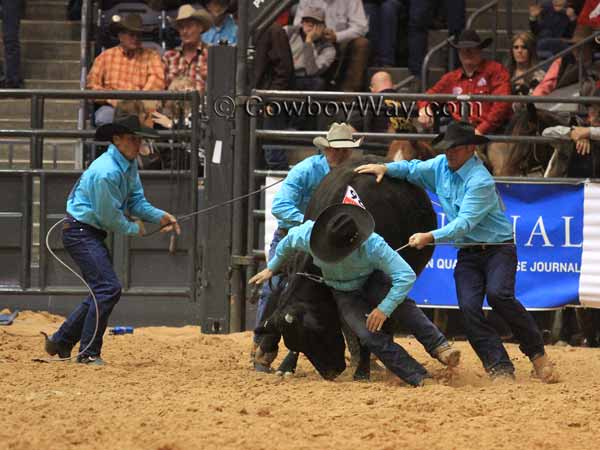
top-left (364, 0), bottom-right (401, 66)
top-left (1, 0), bottom-right (23, 86)
top-left (333, 288), bottom-right (430, 386)
top-left (254, 227), bottom-right (287, 343)
top-left (454, 244), bottom-right (545, 373)
top-left (53, 220), bottom-right (122, 357)
top-left (405, 0), bottom-right (465, 77)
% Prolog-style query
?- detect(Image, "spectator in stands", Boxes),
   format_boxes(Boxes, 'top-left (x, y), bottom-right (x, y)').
top-left (230, 1), bottom-right (294, 169)
top-left (294, 0), bottom-right (370, 92)
top-left (405, 0), bottom-right (466, 90)
top-left (163, 4), bottom-right (212, 93)
top-left (417, 30), bottom-right (512, 135)
top-left (0, 0), bottom-right (24, 88)
top-left (285, 7), bottom-right (336, 92)
top-left (507, 32), bottom-right (546, 96)
top-left (363, 0), bottom-right (401, 67)
top-left (202, 0), bottom-right (237, 45)
top-left (532, 27), bottom-right (593, 97)
top-left (529, 1), bottom-right (578, 60)
top-left (87, 14), bottom-right (165, 127)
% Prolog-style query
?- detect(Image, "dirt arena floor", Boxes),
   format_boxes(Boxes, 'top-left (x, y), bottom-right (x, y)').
top-left (1, 309), bottom-right (599, 450)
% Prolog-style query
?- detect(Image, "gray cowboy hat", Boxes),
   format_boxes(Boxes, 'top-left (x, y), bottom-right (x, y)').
top-left (310, 204), bottom-right (375, 263)
top-left (313, 122), bottom-right (363, 150)
top-left (95, 114), bottom-right (159, 142)
top-left (109, 14), bottom-right (150, 34)
top-left (168, 4), bottom-right (213, 30)
top-left (431, 121), bottom-right (489, 151)
top-left (449, 29), bottom-right (492, 49)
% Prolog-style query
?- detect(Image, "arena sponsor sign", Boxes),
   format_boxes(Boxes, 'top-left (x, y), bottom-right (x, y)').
top-left (264, 177), bottom-right (600, 309)
top-left (412, 182), bottom-right (585, 309)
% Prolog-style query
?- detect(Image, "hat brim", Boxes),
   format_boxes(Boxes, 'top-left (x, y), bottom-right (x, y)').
top-left (431, 132), bottom-right (489, 151)
top-left (95, 123), bottom-right (159, 142)
top-left (310, 204), bottom-right (375, 263)
top-left (313, 136), bottom-right (363, 150)
top-left (448, 37), bottom-right (492, 49)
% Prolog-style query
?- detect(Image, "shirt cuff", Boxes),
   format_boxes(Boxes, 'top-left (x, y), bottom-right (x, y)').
top-left (267, 256), bottom-right (282, 272)
top-left (384, 161), bottom-right (408, 179)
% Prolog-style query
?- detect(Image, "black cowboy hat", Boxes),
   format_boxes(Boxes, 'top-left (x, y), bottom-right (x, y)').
top-left (109, 13), bottom-right (150, 35)
top-left (95, 114), bottom-right (159, 142)
top-left (310, 204), bottom-right (375, 263)
top-left (431, 121), bottom-right (489, 151)
top-left (449, 29), bottom-right (492, 49)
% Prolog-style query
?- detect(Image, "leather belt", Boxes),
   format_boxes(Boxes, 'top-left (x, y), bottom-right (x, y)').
top-left (63, 214), bottom-right (107, 238)
top-left (459, 239), bottom-right (514, 253)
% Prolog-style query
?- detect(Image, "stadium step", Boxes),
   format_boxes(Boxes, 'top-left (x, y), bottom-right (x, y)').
top-left (12, 59), bottom-right (80, 80)
top-left (0, 118), bottom-right (78, 130)
top-left (0, 40), bottom-right (81, 60)
top-left (24, 79), bottom-right (81, 90)
top-left (0, 142), bottom-right (78, 170)
top-left (466, 7), bottom-right (531, 31)
top-left (0, 20), bottom-right (80, 41)
top-left (0, 99), bottom-right (80, 121)
top-left (25, 0), bottom-right (71, 21)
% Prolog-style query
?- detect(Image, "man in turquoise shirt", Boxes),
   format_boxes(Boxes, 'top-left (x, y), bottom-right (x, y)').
top-left (43, 115), bottom-right (180, 365)
top-left (250, 204), bottom-right (436, 387)
top-left (356, 121), bottom-right (559, 383)
top-left (252, 123), bottom-right (360, 365)
top-left (202, 0), bottom-right (237, 45)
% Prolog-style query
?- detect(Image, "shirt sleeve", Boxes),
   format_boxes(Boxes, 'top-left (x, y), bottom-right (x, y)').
top-left (267, 222), bottom-right (313, 272)
top-left (127, 171), bottom-right (165, 224)
top-left (416, 72), bottom-right (455, 110)
top-left (271, 164), bottom-right (309, 227)
top-left (87, 52), bottom-right (105, 91)
top-left (385, 157), bottom-right (440, 193)
top-left (267, 26), bottom-right (294, 90)
top-left (335, 0), bottom-right (368, 43)
top-left (431, 178), bottom-right (498, 242)
top-left (532, 59), bottom-right (560, 97)
top-left (143, 50), bottom-right (166, 91)
top-left (370, 238), bottom-right (416, 317)
top-left (303, 42), bottom-right (336, 76)
top-left (476, 66), bottom-right (513, 135)
top-left (89, 173), bottom-right (140, 236)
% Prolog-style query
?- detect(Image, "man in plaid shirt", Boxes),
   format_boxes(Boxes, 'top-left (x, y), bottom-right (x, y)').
top-left (162, 5), bottom-right (213, 93)
top-left (87, 14), bottom-right (165, 127)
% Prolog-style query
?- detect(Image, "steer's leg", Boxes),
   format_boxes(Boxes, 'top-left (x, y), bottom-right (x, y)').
top-left (276, 351), bottom-right (299, 376)
top-left (341, 320), bottom-right (362, 367)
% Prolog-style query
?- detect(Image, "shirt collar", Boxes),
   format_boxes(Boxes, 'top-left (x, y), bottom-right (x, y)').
top-left (214, 14), bottom-right (234, 31)
top-left (108, 144), bottom-right (134, 173)
top-left (174, 42), bottom-right (205, 53)
top-left (454, 154), bottom-right (479, 180)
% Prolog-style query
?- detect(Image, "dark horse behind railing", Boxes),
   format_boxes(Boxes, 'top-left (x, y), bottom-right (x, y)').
top-left (255, 156), bottom-right (437, 380)
top-left (487, 104), bottom-right (567, 176)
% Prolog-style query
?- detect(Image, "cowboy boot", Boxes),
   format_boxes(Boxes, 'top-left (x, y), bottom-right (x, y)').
top-left (531, 353), bottom-right (560, 383)
top-left (432, 342), bottom-right (461, 368)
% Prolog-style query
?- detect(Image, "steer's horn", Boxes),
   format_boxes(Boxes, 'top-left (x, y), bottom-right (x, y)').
top-left (284, 313), bottom-right (294, 324)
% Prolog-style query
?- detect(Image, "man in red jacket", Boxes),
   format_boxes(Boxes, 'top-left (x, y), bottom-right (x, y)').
top-left (418, 30), bottom-right (512, 135)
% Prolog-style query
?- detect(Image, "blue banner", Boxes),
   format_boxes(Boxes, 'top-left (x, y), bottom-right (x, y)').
top-left (410, 182), bottom-right (584, 309)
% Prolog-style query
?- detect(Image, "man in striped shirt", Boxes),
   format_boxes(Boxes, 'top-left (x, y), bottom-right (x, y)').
top-left (87, 14), bottom-right (165, 126)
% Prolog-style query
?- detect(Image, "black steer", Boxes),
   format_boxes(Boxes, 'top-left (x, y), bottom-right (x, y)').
top-left (257, 157), bottom-right (437, 379)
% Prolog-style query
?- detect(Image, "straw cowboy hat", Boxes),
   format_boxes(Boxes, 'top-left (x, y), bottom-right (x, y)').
top-left (310, 204), bottom-right (375, 263)
top-left (109, 14), bottom-right (150, 34)
top-left (431, 121), bottom-right (489, 151)
top-left (95, 115), bottom-right (159, 142)
top-left (313, 123), bottom-right (363, 150)
top-left (169, 4), bottom-right (213, 30)
top-left (449, 29), bottom-right (492, 49)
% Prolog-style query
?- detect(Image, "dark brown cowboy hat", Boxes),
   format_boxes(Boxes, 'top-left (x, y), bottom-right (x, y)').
top-left (109, 14), bottom-right (149, 35)
top-left (310, 204), bottom-right (375, 263)
top-left (95, 114), bottom-right (159, 142)
top-left (449, 29), bottom-right (492, 49)
top-left (431, 121), bottom-right (489, 151)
